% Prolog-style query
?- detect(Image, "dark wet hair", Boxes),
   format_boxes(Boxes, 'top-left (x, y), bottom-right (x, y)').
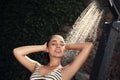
top-left (46, 35), bottom-right (52, 47)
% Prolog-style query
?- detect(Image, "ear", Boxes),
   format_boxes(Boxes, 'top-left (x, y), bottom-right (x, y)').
top-left (46, 47), bottom-right (49, 53)
top-left (46, 49), bottom-right (49, 53)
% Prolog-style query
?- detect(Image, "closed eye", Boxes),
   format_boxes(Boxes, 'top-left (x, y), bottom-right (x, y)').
top-left (60, 44), bottom-right (65, 46)
top-left (51, 43), bottom-right (57, 45)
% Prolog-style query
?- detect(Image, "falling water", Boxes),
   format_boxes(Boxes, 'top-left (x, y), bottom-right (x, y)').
top-left (62, 1), bottom-right (104, 65)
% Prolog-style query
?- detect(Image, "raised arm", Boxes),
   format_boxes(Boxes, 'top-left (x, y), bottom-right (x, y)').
top-left (62, 42), bottom-right (93, 80)
top-left (13, 44), bottom-right (47, 72)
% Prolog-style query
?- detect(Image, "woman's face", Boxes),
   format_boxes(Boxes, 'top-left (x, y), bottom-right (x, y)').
top-left (47, 35), bottom-right (65, 58)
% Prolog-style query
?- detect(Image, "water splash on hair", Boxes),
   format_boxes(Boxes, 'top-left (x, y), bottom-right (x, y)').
top-left (62, 1), bottom-right (104, 66)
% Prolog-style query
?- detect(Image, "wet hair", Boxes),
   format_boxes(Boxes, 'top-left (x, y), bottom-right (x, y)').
top-left (46, 35), bottom-right (52, 47)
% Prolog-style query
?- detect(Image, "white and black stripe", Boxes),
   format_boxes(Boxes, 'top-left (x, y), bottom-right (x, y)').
top-left (30, 65), bottom-right (62, 80)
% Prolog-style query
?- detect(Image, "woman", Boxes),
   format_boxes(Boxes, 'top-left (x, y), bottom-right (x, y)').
top-left (13, 34), bottom-right (93, 80)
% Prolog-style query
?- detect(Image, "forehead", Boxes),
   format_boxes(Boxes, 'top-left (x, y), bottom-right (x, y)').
top-left (50, 35), bottom-right (65, 42)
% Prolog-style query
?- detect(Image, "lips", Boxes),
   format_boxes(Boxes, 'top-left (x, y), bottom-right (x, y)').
top-left (55, 49), bottom-right (61, 53)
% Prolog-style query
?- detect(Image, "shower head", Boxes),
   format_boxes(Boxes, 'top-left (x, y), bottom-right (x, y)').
top-left (109, 0), bottom-right (120, 20)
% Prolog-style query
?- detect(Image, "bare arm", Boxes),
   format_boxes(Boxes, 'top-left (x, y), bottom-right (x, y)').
top-left (62, 42), bottom-right (93, 80)
top-left (13, 44), bottom-right (47, 72)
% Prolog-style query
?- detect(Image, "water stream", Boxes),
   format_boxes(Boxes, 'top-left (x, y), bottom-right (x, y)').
top-left (62, 1), bottom-right (104, 66)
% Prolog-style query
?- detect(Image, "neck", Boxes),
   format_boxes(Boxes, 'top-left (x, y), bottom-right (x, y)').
top-left (48, 57), bottom-right (61, 67)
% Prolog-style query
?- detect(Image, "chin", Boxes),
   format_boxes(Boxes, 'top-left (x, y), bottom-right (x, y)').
top-left (54, 54), bottom-right (64, 58)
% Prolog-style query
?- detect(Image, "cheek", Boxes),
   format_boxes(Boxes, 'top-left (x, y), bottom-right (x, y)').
top-left (47, 47), bottom-right (55, 53)
top-left (61, 47), bottom-right (65, 54)
top-left (63, 46), bottom-right (66, 51)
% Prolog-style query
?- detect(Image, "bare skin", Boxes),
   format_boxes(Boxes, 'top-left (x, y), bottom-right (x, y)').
top-left (13, 35), bottom-right (93, 80)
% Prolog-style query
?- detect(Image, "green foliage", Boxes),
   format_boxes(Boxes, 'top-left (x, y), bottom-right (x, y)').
top-left (1, 0), bottom-right (85, 80)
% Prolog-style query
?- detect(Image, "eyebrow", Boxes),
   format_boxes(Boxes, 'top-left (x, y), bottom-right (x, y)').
top-left (51, 40), bottom-right (64, 43)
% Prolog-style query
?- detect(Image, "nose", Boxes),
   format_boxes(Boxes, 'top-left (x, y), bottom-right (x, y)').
top-left (56, 44), bottom-right (60, 48)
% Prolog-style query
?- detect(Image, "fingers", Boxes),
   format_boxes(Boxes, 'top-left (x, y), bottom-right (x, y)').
top-left (43, 42), bottom-right (49, 52)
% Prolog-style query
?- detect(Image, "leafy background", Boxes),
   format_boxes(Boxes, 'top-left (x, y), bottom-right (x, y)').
top-left (0, 0), bottom-right (85, 80)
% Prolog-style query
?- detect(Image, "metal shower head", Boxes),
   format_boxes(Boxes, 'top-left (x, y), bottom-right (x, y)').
top-left (109, 0), bottom-right (120, 20)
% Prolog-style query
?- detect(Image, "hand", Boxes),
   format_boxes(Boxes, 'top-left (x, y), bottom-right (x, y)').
top-left (43, 42), bottom-right (48, 52)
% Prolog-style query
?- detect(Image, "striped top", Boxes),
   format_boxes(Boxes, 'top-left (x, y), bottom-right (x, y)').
top-left (30, 65), bottom-right (62, 80)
